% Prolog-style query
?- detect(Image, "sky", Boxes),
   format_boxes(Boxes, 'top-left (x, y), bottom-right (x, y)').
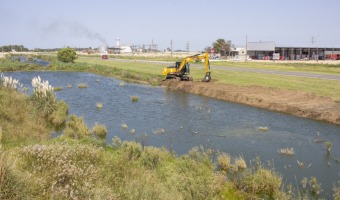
top-left (1, 0), bottom-right (340, 51)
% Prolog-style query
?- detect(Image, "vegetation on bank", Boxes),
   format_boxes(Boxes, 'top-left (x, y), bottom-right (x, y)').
top-left (0, 62), bottom-right (340, 199)
top-left (57, 48), bottom-right (77, 63)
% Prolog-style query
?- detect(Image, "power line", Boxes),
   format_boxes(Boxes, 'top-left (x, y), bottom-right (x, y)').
top-left (311, 36), bottom-right (316, 45)
top-left (170, 40), bottom-right (173, 57)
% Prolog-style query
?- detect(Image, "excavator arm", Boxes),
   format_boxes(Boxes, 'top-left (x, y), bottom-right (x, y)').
top-left (163, 52), bottom-right (211, 82)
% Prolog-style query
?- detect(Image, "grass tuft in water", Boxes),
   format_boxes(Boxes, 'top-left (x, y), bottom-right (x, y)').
top-left (131, 96), bottom-right (139, 102)
top-left (235, 155), bottom-right (247, 170)
top-left (257, 126), bottom-right (268, 131)
top-left (121, 122), bottom-right (128, 129)
top-left (53, 87), bottom-right (63, 91)
top-left (96, 102), bottom-right (103, 109)
top-left (278, 148), bottom-right (295, 156)
top-left (78, 83), bottom-right (88, 88)
top-left (130, 128), bottom-right (136, 135)
top-left (325, 142), bottom-right (332, 153)
top-left (67, 84), bottom-right (72, 88)
top-left (309, 177), bottom-right (322, 196)
top-left (301, 177), bottom-right (308, 190)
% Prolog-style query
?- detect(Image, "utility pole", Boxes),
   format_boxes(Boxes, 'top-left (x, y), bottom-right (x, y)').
top-left (311, 36), bottom-right (315, 45)
top-left (245, 35), bottom-right (248, 61)
top-left (186, 41), bottom-right (189, 53)
top-left (170, 40), bottom-right (173, 58)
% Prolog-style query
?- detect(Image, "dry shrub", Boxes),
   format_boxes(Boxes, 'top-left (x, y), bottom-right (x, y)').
top-left (217, 153), bottom-right (231, 172)
top-left (334, 181), bottom-right (340, 200)
top-left (64, 115), bottom-right (91, 139)
top-left (121, 141), bottom-right (143, 161)
top-left (48, 100), bottom-right (68, 127)
top-left (18, 143), bottom-right (103, 199)
top-left (0, 88), bottom-right (50, 145)
top-left (235, 155), bottom-right (247, 170)
top-left (92, 123), bottom-right (107, 138)
top-left (0, 158), bottom-right (26, 200)
top-left (188, 146), bottom-right (214, 168)
top-left (139, 146), bottom-right (172, 169)
top-left (240, 167), bottom-right (282, 198)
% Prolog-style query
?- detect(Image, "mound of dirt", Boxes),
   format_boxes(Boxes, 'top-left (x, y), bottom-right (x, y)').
top-left (162, 80), bottom-right (340, 125)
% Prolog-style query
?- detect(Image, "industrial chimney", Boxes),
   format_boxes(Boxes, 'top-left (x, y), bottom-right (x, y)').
top-left (116, 37), bottom-right (120, 47)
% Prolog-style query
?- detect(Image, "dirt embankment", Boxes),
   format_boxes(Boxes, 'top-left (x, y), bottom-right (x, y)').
top-left (162, 80), bottom-right (340, 125)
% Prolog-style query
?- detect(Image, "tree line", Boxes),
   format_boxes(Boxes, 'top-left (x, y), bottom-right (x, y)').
top-left (0, 45), bottom-right (29, 52)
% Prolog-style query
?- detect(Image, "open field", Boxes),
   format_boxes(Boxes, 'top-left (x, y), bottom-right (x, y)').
top-left (76, 56), bottom-right (340, 101)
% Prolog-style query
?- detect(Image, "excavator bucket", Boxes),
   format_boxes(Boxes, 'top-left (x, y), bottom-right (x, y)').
top-left (202, 72), bottom-right (211, 82)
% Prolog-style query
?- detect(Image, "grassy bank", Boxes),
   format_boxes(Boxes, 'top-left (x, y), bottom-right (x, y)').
top-left (78, 56), bottom-right (340, 100)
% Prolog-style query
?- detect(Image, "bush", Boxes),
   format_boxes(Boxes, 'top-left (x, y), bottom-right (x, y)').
top-left (218, 153), bottom-right (231, 172)
top-left (239, 167), bottom-right (282, 198)
top-left (92, 123), bottom-right (107, 138)
top-left (48, 101), bottom-right (68, 127)
top-left (64, 115), bottom-right (91, 139)
top-left (18, 143), bottom-right (103, 199)
top-left (57, 48), bottom-right (77, 63)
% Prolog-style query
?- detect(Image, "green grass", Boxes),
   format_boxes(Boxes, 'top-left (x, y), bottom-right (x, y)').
top-left (0, 58), bottom-right (42, 72)
top-left (76, 55), bottom-right (340, 100)
top-left (211, 61), bottom-right (340, 75)
top-left (190, 67), bottom-right (340, 100)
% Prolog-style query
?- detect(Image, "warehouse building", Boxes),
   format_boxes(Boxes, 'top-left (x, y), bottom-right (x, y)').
top-left (246, 41), bottom-right (340, 60)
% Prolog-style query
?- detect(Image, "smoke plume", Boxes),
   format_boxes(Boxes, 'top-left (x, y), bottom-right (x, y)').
top-left (41, 20), bottom-right (107, 45)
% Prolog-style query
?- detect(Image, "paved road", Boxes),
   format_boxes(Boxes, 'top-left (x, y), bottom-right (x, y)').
top-left (110, 58), bottom-right (340, 81)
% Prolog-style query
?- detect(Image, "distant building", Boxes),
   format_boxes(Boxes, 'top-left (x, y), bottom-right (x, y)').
top-left (244, 41), bottom-right (340, 60)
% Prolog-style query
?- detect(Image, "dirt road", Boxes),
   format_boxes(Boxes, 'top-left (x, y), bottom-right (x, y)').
top-left (162, 80), bottom-right (340, 125)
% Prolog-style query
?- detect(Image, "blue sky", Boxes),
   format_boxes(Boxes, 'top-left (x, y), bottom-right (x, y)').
top-left (1, 0), bottom-right (340, 51)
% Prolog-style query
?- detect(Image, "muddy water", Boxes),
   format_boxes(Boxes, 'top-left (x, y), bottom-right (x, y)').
top-left (6, 71), bottom-right (340, 197)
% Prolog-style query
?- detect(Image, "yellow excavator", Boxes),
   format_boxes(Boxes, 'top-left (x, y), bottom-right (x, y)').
top-left (162, 52), bottom-right (211, 82)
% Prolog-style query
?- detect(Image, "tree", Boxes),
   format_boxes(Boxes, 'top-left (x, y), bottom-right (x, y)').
top-left (213, 39), bottom-right (232, 56)
top-left (57, 48), bottom-right (77, 63)
top-left (204, 46), bottom-right (211, 53)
